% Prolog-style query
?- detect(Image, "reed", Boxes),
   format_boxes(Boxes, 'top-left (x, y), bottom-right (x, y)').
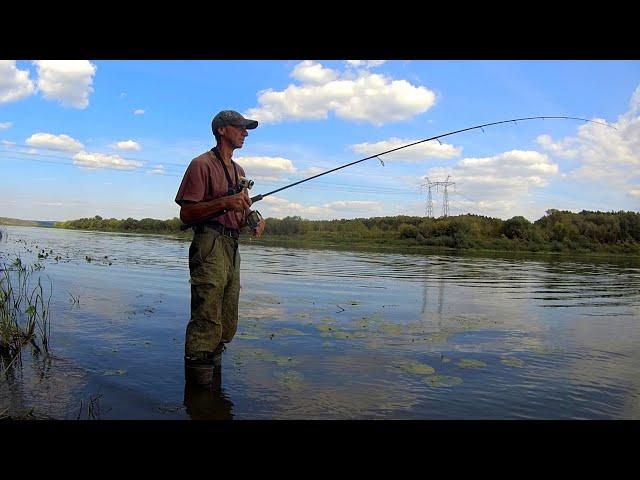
top-left (0, 256), bottom-right (52, 376)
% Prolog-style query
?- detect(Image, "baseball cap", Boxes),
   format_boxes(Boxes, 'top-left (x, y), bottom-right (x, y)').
top-left (212, 110), bottom-right (259, 132)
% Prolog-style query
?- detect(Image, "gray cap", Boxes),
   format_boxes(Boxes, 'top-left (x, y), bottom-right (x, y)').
top-left (212, 110), bottom-right (258, 132)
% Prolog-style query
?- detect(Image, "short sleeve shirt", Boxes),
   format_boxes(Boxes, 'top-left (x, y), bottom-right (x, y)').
top-left (175, 150), bottom-right (249, 230)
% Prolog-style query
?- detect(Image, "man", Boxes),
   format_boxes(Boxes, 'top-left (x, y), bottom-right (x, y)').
top-left (175, 110), bottom-right (266, 385)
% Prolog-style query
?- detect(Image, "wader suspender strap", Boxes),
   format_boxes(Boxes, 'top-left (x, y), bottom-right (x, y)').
top-left (211, 147), bottom-right (238, 195)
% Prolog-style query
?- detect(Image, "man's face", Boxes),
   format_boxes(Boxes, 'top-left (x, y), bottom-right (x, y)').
top-left (221, 124), bottom-right (248, 149)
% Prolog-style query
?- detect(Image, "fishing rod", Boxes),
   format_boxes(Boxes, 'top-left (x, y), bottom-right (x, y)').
top-left (180, 116), bottom-right (615, 231)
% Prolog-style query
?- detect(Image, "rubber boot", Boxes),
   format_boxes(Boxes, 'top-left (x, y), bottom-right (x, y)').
top-left (184, 347), bottom-right (223, 385)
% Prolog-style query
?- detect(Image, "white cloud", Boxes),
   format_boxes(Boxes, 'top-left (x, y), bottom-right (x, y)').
top-left (147, 164), bottom-right (166, 175)
top-left (235, 156), bottom-right (297, 181)
top-left (0, 122), bottom-right (13, 130)
top-left (33, 60), bottom-right (97, 109)
top-left (346, 60), bottom-right (386, 69)
top-left (73, 151), bottom-right (143, 170)
top-left (352, 137), bottom-right (462, 162)
top-left (260, 196), bottom-right (383, 220)
top-left (298, 166), bottom-right (325, 177)
top-left (25, 133), bottom-right (84, 152)
top-left (422, 150), bottom-right (559, 219)
top-left (113, 140), bottom-right (141, 151)
top-left (291, 60), bottom-right (337, 85)
top-left (323, 200), bottom-right (381, 211)
top-left (134, 109), bottom-right (145, 115)
top-left (1, 140), bottom-right (16, 147)
top-left (0, 61), bottom-right (36, 104)
top-left (537, 89), bottom-right (640, 190)
top-left (120, 92), bottom-right (127, 98)
top-left (246, 60), bottom-right (436, 126)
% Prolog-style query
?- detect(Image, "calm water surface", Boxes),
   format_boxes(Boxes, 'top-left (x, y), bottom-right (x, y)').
top-left (1, 225), bottom-right (639, 419)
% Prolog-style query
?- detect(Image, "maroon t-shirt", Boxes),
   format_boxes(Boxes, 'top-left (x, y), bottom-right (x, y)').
top-left (175, 150), bottom-right (250, 230)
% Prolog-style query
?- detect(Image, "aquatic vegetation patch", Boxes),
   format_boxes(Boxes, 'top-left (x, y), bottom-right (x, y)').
top-left (424, 375), bottom-right (463, 388)
top-left (274, 370), bottom-right (304, 391)
top-left (276, 328), bottom-right (306, 336)
top-left (501, 357), bottom-right (525, 367)
top-left (377, 323), bottom-right (404, 335)
top-left (456, 358), bottom-right (487, 369)
top-left (237, 332), bottom-right (261, 340)
top-left (394, 359), bottom-right (436, 376)
top-left (1, 257), bottom-right (52, 374)
top-left (424, 331), bottom-right (451, 343)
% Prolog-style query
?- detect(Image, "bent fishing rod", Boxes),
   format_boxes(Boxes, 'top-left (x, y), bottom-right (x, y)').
top-left (180, 116), bottom-right (614, 231)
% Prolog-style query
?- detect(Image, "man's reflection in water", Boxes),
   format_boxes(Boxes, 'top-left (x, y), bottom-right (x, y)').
top-left (183, 368), bottom-right (234, 420)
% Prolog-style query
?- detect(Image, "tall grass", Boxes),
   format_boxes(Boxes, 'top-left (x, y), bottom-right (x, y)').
top-left (0, 256), bottom-right (52, 376)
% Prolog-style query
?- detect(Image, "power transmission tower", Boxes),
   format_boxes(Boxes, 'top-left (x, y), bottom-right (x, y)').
top-left (422, 176), bottom-right (455, 218)
top-left (421, 177), bottom-right (435, 217)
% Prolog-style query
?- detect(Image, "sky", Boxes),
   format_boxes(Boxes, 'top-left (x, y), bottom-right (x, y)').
top-left (1, 59), bottom-right (639, 222)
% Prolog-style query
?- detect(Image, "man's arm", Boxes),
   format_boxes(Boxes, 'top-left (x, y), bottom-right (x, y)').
top-left (180, 190), bottom-right (251, 224)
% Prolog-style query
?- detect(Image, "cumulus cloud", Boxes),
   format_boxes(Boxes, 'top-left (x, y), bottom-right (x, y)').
top-left (113, 140), bottom-right (141, 151)
top-left (0, 122), bottom-right (13, 129)
top-left (25, 133), bottom-right (84, 152)
top-left (73, 151), bottom-right (143, 170)
top-left (324, 200), bottom-right (382, 211)
top-left (33, 60), bottom-right (97, 109)
top-left (422, 149), bottom-right (559, 219)
top-left (246, 60), bottom-right (436, 126)
top-left (260, 196), bottom-right (383, 220)
top-left (346, 60), bottom-right (386, 69)
top-left (0, 61), bottom-right (36, 104)
top-left (537, 87), bottom-right (640, 190)
top-left (134, 109), bottom-right (145, 115)
top-left (298, 166), bottom-right (325, 177)
top-left (235, 156), bottom-right (297, 181)
top-left (352, 137), bottom-right (462, 162)
top-left (291, 60), bottom-right (337, 85)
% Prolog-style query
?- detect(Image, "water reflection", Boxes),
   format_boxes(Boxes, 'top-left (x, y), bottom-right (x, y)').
top-left (3, 225), bottom-right (640, 419)
top-left (183, 369), bottom-right (234, 420)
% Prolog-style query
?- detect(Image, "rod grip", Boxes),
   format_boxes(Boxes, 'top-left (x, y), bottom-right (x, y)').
top-left (251, 194), bottom-right (263, 203)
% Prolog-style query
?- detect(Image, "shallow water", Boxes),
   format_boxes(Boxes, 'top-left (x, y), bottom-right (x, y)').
top-left (1, 225), bottom-right (639, 419)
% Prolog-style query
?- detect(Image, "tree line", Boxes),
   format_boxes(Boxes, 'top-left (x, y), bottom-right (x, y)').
top-left (54, 209), bottom-right (640, 254)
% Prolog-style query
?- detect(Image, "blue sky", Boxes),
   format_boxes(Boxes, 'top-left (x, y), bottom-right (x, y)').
top-left (1, 60), bottom-right (639, 222)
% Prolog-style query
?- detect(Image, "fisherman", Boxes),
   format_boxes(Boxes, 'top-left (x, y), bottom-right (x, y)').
top-left (175, 110), bottom-right (266, 385)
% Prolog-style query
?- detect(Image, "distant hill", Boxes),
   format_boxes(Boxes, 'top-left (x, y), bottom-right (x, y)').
top-left (0, 217), bottom-right (56, 228)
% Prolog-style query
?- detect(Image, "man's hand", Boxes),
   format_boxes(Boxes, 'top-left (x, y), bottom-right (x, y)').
top-left (253, 218), bottom-right (266, 237)
top-left (226, 190), bottom-right (252, 212)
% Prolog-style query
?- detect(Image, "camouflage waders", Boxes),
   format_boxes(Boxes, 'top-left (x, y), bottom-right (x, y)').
top-left (185, 226), bottom-right (240, 362)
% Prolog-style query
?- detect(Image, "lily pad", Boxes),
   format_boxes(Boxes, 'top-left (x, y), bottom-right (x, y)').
top-left (274, 371), bottom-right (304, 390)
top-left (501, 357), bottom-right (525, 367)
top-left (456, 358), bottom-right (487, 369)
top-left (395, 359), bottom-right (436, 376)
top-left (424, 375), bottom-right (463, 388)
top-left (277, 328), bottom-right (306, 336)
top-left (424, 332), bottom-right (451, 343)
top-left (378, 324), bottom-right (403, 335)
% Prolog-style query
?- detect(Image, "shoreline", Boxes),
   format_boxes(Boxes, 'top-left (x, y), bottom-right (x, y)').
top-left (3, 224), bottom-right (638, 262)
